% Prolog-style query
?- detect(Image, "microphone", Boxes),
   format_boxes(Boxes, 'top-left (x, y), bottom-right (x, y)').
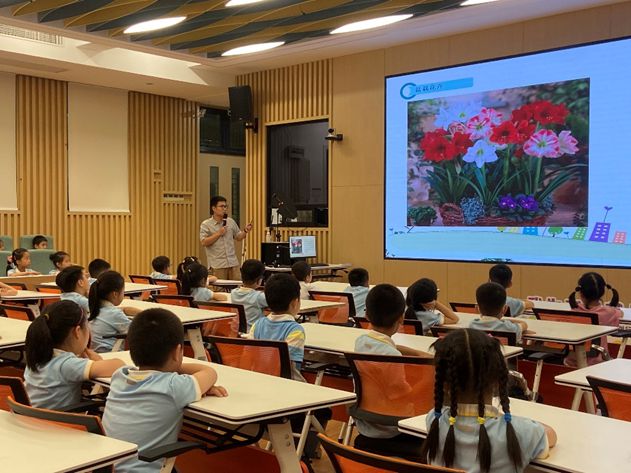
top-left (222, 213), bottom-right (228, 227)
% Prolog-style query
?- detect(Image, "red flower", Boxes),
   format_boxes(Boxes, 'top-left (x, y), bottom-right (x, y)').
top-left (511, 104), bottom-right (534, 122)
top-left (452, 132), bottom-right (473, 155)
top-left (514, 147), bottom-right (524, 158)
top-left (490, 121), bottom-right (520, 145)
top-left (514, 120), bottom-right (536, 144)
top-left (532, 100), bottom-right (569, 125)
top-left (420, 130), bottom-right (457, 162)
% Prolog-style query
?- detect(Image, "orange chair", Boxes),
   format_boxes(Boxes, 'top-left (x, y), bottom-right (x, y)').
top-left (318, 434), bottom-right (466, 473)
top-left (175, 446), bottom-right (309, 473)
top-left (129, 275), bottom-right (155, 285)
top-left (431, 326), bottom-right (517, 346)
top-left (449, 302), bottom-right (477, 314)
top-left (0, 376), bottom-right (30, 411)
top-left (36, 285), bottom-right (61, 308)
top-left (533, 308), bottom-right (603, 353)
top-left (205, 336), bottom-right (292, 379)
top-left (159, 279), bottom-right (182, 295)
top-left (354, 316), bottom-right (424, 335)
top-left (587, 376), bottom-right (631, 421)
top-left (153, 294), bottom-right (195, 307)
top-left (6, 283), bottom-right (27, 290)
top-left (196, 302), bottom-right (246, 338)
top-left (0, 303), bottom-right (36, 321)
top-left (309, 291), bottom-right (355, 325)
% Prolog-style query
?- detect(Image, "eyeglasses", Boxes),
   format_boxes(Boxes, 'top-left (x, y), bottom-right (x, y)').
top-left (215, 204), bottom-right (229, 209)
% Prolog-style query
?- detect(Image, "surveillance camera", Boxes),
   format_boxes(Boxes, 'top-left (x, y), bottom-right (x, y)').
top-left (325, 128), bottom-right (343, 142)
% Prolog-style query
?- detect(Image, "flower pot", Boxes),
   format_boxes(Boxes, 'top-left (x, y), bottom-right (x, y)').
top-left (439, 203), bottom-right (464, 226)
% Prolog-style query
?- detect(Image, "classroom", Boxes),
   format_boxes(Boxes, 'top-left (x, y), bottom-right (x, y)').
top-left (0, 1), bottom-right (630, 472)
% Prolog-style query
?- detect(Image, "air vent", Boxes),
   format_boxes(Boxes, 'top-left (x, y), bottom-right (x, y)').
top-left (0, 24), bottom-right (62, 45)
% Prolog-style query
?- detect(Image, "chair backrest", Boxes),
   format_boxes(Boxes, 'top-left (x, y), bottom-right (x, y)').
top-left (587, 376), bottom-right (631, 421)
top-left (354, 316), bottom-right (423, 335)
top-left (159, 279), bottom-right (181, 295)
top-left (449, 302), bottom-right (477, 314)
top-left (431, 326), bottom-right (516, 346)
top-left (0, 303), bottom-right (35, 321)
top-left (0, 376), bottom-right (30, 411)
top-left (309, 291), bottom-right (355, 325)
top-left (533, 308), bottom-right (599, 350)
top-left (354, 316), bottom-right (370, 329)
top-left (0, 235), bottom-right (13, 252)
top-left (318, 434), bottom-right (465, 473)
top-left (28, 249), bottom-right (55, 274)
top-left (205, 335), bottom-right (292, 379)
top-left (152, 294), bottom-right (194, 307)
top-left (35, 285), bottom-right (62, 308)
top-left (7, 282), bottom-right (27, 290)
top-left (20, 234), bottom-right (55, 249)
top-left (195, 302), bottom-right (247, 338)
top-left (129, 275), bottom-right (155, 285)
top-left (7, 397), bottom-right (104, 434)
top-left (345, 352), bottom-right (435, 421)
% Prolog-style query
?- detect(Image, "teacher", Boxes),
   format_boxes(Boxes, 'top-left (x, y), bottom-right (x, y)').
top-left (200, 195), bottom-right (253, 280)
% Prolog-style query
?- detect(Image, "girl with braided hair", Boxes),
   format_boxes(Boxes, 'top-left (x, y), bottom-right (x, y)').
top-left (420, 329), bottom-right (556, 473)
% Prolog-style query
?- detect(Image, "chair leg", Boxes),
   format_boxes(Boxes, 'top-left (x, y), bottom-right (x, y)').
top-left (159, 457), bottom-right (177, 473)
top-left (337, 422), bottom-right (347, 442)
top-left (617, 337), bottom-right (628, 359)
top-left (343, 418), bottom-right (354, 445)
top-left (296, 411), bottom-right (314, 458)
top-left (531, 360), bottom-right (544, 402)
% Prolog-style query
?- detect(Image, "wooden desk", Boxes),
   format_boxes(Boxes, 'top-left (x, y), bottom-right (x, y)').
top-left (0, 410), bottom-right (137, 473)
top-left (302, 323), bottom-right (522, 359)
top-left (100, 352), bottom-right (355, 473)
top-left (41, 281), bottom-right (167, 296)
top-left (119, 299), bottom-right (234, 361)
top-left (310, 281), bottom-right (408, 296)
top-left (1, 290), bottom-right (60, 301)
top-left (398, 397), bottom-right (631, 473)
top-left (554, 358), bottom-right (631, 393)
top-left (211, 279), bottom-right (243, 290)
top-left (0, 274), bottom-right (55, 290)
top-left (265, 263), bottom-right (351, 273)
top-left (0, 317), bottom-right (30, 350)
top-left (219, 294), bottom-right (345, 315)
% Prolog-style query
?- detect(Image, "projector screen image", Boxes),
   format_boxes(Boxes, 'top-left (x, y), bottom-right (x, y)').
top-left (385, 37), bottom-right (631, 267)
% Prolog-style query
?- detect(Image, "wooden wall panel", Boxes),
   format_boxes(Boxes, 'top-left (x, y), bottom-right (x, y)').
top-left (0, 76), bottom-right (198, 277)
top-left (238, 60), bottom-right (333, 263)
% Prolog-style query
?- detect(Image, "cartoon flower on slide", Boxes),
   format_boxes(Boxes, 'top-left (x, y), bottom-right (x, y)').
top-left (523, 129), bottom-right (560, 158)
top-left (419, 129), bottom-right (457, 162)
top-left (462, 140), bottom-right (499, 168)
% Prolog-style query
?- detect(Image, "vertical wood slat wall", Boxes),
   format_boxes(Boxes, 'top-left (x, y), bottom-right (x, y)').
top-left (238, 60), bottom-right (332, 262)
top-left (0, 75), bottom-right (198, 277)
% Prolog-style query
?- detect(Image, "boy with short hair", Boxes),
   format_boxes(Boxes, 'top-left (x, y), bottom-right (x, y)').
top-left (344, 268), bottom-right (370, 316)
top-left (150, 255), bottom-right (173, 280)
top-left (57, 265), bottom-right (90, 314)
top-left (291, 261), bottom-right (313, 300)
top-left (231, 259), bottom-right (268, 330)
top-left (32, 235), bottom-right (48, 249)
top-left (88, 258), bottom-right (111, 284)
top-left (103, 308), bottom-right (227, 473)
top-left (470, 282), bottom-right (528, 341)
top-left (489, 263), bottom-right (534, 316)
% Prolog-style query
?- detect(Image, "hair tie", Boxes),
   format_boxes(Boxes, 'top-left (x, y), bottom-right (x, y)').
top-left (449, 416), bottom-right (456, 426)
top-left (43, 313), bottom-right (49, 320)
top-left (477, 416), bottom-right (486, 425)
top-left (575, 286), bottom-right (582, 292)
top-left (606, 284), bottom-right (612, 290)
top-left (504, 413), bottom-right (512, 423)
top-left (434, 410), bottom-right (442, 419)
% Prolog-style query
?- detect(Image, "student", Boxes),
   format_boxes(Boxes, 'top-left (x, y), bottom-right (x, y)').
top-left (421, 329), bottom-right (556, 473)
top-left (176, 256), bottom-right (218, 284)
top-left (344, 268), bottom-right (370, 317)
top-left (489, 264), bottom-right (534, 316)
top-left (88, 271), bottom-right (141, 353)
top-left (150, 255), bottom-right (173, 280)
top-left (88, 258), bottom-right (111, 285)
top-left (102, 308), bottom-right (227, 473)
top-left (49, 251), bottom-right (71, 275)
top-left (0, 281), bottom-right (18, 296)
top-left (180, 262), bottom-right (227, 302)
top-left (32, 235), bottom-right (48, 249)
top-left (470, 282), bottom-right (528, 342)
top-left (23, 300), bottom-right (124, 410)
top-left (291, 261), bottom-right (313, 300)
top-left (57, 265), bottom-right (90, 314)
top-left (231, 259), bottom-right (267, 329)
top-left (404, 278), bottom-right (459, 334)
top-left (565, 272), bottom-right (623, 367)
top-left (6, 248), bottom-right (40, 276)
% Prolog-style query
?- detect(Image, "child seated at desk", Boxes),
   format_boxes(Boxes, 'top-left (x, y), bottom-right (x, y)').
top-left (176, 255), bottom-right (218, 284)
top-left (49, 251), bottom-right (71, 276)
top-left (103, 308), bottom-right (227, 473)
top-left (88, 258), bottom-right (111, 285)
top-left (470, 282), bottom-right (528, 342)
top-left (88, 270), bottom-right (141, 353)
top-left (180, 262), bottom-right (227, 303)
top-left (489, 264), bottom-right (534, 317)
top-left (404, 278), bottom-right (459, 334)
top-left (150, 255), bottom-right (173, 280)
top-left (6, 248), bottom-right (40, 276)
top-left (32, 235), bottom-right (48, 249)
top-left (421, 329), bottom-right (556, 473)
top-left (291, 261), bottom-right (314, 300)
top-left (57, 265), bottom-right (90, 314)
top-left (344, 268), bottom-right (370, 316)
top-left (24, 300), bottom-right (124, 410)
top-left (231, 259), bottom-right (267, 330)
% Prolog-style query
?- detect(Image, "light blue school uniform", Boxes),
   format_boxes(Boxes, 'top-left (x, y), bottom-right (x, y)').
top-left (150, 271), bottom-right (172, 280)
top-left (24, 349), bottom-right (93, 410)
top-left (190, 286), bottom-right (214, 302)
top-left (49, 269), bottom-right (59, 275)
top-left (426, 404), bottom-right (549, 473)
top-left (344, 285), bottom-right (369, 316)
top-left (89, 302), bottom-right (131, 353)
top-left (506, 296), bottom-right (525, 317)
top-left (354, 331), bottom-right (403, 438)
top-left (230, 286), bottom-right (267, 329)
top-left (103, 367), bottom-right (201, 473)
top-left (470, 316), bottom-right (522, 342)
top-left (7, 268), bottom-right (37, 276)
top-left (413, 309), bottom-right (444, 334)
top-left (60, 291), bottom-right (90, 314)
top-left (250, 314), bottom-right (305, 380)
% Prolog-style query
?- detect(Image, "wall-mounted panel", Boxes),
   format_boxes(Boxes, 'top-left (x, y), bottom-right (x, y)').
top-left (0, 73), bottom-right (17, 210)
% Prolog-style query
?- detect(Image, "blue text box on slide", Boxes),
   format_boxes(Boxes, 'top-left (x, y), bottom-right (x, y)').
top-left (400, 78), bottom-right (474, 100)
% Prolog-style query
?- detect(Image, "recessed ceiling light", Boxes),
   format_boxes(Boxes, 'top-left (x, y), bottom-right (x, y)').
top-left (461, 0), bottom-right (500, 5)
top-left (330, 14), bottom-right (413, 34)
top-left (222, 41), bottom-right (285, 56)
top-left (123, 16), bottom-right (186, 34)
top-left (226, 0), bottom-right (265, 6)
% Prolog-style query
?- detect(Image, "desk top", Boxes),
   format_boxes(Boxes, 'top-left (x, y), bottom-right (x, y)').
top-left (0, 410), bottom-right (137, 473)
top-left (41, 281), bottom-right (166, 295)
top-left (398, 397), bottom-right (631, 473)
top-left (265, 263), bottom-right (351, 273)
top-left (0, 317), bottom-right (30, 349)
top-left (0, 274), bottom-right (56, 290)
top-left (554, 358), bottom-right (631, 390)
top-left (452, 312), bottom-right (617, 344)
top-left (533, 300), bottom-right (631, 324)
top-left (310, 281), bottom-right (408, 296)
top-left (100, 352), bottom-right (356, 425)
top-left (1, 290), bottom-right (59, 300)
top-left (302, 323), bottom-right (522, 359)
top-left (212, 279), bottom-right (243, 287)
top-left (119, 299), bottom-right (233, 325)
top-left (220, 294), bottom-right (344, 314)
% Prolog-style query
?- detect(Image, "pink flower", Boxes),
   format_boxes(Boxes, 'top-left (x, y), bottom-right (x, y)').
top-left (448, 122), bottom-right (467, 135)
top-left (466, 115), bottom-right (493, 140)
top-left (558, 130), bottom-right (579, 155)
top-left (523, 129), bottom-right (560, 158)
top-left (479, 107), bottom-right (503, 126)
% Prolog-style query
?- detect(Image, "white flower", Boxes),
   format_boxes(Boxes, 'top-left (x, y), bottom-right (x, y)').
top-left (462, 140), bottom-right (499, 168)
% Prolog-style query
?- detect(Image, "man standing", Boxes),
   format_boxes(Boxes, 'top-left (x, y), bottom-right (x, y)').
top-left (200, 195), bottom-right (253, 280)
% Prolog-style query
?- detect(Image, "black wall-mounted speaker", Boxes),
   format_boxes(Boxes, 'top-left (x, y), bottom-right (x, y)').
top-left (228, 85), bottom-right (253, 122)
